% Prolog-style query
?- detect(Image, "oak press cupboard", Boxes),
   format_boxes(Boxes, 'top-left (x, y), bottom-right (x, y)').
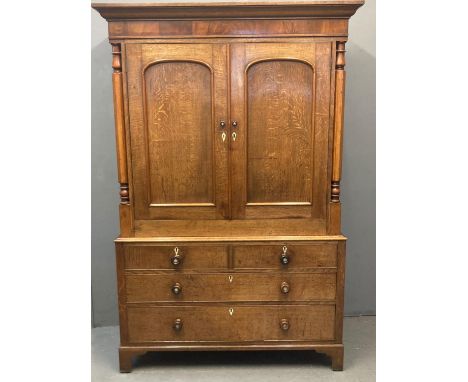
top-left (92, 0), bottom-right (364, 372)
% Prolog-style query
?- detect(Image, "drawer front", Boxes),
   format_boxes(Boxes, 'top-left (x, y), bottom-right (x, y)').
top-left (123, 245), bottom-right (228, 270)
top-left (126, 273), bottom-right (336, 302)
top-left (233, 243), bottom-right (337, 269)
top-left (127, 304), bottom-right (335, 343)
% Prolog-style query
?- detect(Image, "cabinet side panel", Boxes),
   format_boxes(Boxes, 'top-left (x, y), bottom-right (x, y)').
top-left (115, 243), bottom-right (129, 344)
top-left (335, 241), bottom-right (346, 342)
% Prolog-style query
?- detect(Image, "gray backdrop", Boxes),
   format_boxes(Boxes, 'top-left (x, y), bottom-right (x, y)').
top-left (91, 0), bottom-right (376, 327)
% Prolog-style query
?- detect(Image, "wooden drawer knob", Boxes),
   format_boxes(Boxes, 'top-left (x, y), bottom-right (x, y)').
top-left (173, 318), bottom-right (183, 331)
top-left (280, 281), bottom-right (290, 294)
top-left (280, 319), bottom-right (290, 331)
top-left (172, 282), bottom-right (182, 295)
top-left (171, 247), bottom-right (182, 266)
top-left (171, 254), bottom-right (182, 266)
top-left (280, 253), bottom-right (289, 265)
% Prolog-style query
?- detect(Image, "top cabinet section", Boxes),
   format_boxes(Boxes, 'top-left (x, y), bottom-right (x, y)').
top-left (92, 1), bottom-right (364, 40)
top-left (127, 42), bottom-right (332, 222)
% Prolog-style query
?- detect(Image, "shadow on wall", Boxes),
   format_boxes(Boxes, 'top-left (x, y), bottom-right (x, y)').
top-left (91, 38), bottom-right (120, 327)
top-left (342, 41), bottom-right (376, 316)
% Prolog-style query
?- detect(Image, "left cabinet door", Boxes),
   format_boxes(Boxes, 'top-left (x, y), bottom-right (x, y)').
top-left (126, 44), bottom-right (229, 220)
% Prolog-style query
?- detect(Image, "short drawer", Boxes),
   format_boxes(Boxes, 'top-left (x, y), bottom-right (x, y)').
top-left (126, 304), bottom-right (335, 343)
top-left (122, 245), bottom-right (228, 270)
top-left (125, 272), bottom-right (336, 303)
top-left (233, 243), bottom-right (337, 269)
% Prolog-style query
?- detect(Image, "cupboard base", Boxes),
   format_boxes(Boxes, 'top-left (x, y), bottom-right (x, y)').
top-left (118, 344), bottom-right (344, 372)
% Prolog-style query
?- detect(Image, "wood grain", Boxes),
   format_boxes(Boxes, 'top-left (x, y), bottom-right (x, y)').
top-left (115, 243), bottom-right (129, 345)
top-left (133, 217), bottom-right (327, 237)
top-left (119, 203), bottom-right (134, 237)
top-left (126, 304), bottom-right (335, 343)
top-left (331, 41), bottom-right (346, 203)
top-left (247, 60), bottom-right (313, 205)
top-left (124, 245), bottom-right (228, 270)
top-left (111, 43), bottom-right (130, 205)
top-left (233, 243), bottom-right (337, 269)
top-left (144, 61), bottom-right (213, 205)
top-left (334, 241), bottom-right (346, 343)
top-left (126, 43), bottom-right (229, 220)
top-left (230, 42), bottom-right (331, 220)
top-left (328, 202), bottom-right (341, 235)
top-left (125, 272), bottom-right (336, 303)
top-left (92, 1), bottom-right (365, 21)
top-left (107, 19), bottom-right (349, 39)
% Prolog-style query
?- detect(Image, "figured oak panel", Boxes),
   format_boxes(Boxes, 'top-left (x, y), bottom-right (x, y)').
top-left (144, 62), bottom-right (213, 205)
top-left (126, 304), bottom-right (335, 343)
top-left (247, 60), bottom-right (313, 204)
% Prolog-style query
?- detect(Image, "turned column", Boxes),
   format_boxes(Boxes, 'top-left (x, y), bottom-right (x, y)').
top-left (111, 43), bottom-right (133, 236)
top-left (329, 41), bottom-right (347, 234)
top-left (111, 43), bottom-right (129, 204)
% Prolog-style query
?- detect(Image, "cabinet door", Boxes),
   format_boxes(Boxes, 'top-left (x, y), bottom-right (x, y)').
top-left (230, 43), bottom-right (332, 220)
top-left (126, 44), bottom-right (228, 220)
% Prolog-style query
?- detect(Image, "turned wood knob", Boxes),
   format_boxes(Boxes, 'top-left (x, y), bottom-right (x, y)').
top-left (172, 282), bottom-right (182, 295)
top-left (280, 281), bottom-right (290, 294)
top-left (173, 318), bottom-right (183, 331)
top-left (280, 319), bottom-right (290, 331)
top-left (280, 253), bottom-right (289, 265)
top-left (171, 253), bottom-right (182, 266)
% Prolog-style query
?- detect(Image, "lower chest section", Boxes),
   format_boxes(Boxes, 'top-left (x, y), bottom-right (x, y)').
top-left (116, 240), bottom-right (345, 345)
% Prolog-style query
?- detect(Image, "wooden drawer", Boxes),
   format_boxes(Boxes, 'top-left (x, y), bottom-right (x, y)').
top-left (233, 243), bottom-right (337, 269)
top-left (125, 272), bottom-right (336, 303)
top-left (126, 304), bottom-right (335, 343)
top-left (123, 245), bottom-right (228, 270)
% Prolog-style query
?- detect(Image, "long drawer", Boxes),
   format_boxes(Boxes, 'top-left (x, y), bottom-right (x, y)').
top-left (125, 272), bottom-right (336, 303)
top-left (126, 304), bottom-right (335, 343)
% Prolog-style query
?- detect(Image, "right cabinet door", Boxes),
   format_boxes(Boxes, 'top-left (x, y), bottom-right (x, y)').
top-left (230, 42), bottom-right (333, 220)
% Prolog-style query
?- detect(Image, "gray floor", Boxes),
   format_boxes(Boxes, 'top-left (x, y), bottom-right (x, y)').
top-left (92, 316), bottom-right (375, 382)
